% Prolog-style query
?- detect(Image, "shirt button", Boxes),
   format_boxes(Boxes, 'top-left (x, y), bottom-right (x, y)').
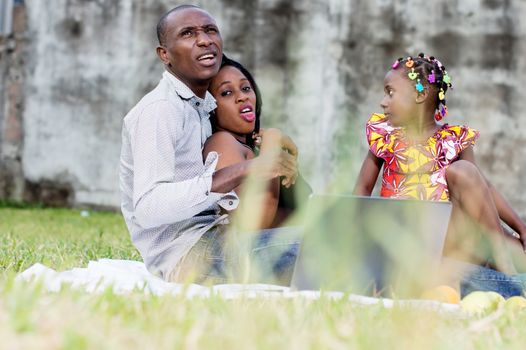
top-left (195, 101), bottom-right (200, 106)
top-left (229, 200), bottom-right (233, 206)
top-left (205, 190), bottom-right (209, 195)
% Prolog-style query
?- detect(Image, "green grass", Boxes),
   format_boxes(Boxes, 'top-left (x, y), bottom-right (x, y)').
top-left (1, 206), bottom-right (526, 349)
top-left (0, 206), bottom-right (139, 274)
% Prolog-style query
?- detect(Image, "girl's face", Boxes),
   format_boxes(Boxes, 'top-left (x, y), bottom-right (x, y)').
top-left (380, 68), bottom-right (418, 127)
top-left (209, 65), bottom-right (257, 138)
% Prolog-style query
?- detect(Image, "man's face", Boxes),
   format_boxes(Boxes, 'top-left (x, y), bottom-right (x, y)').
top-left (158, 8), bottom-right (223, 94)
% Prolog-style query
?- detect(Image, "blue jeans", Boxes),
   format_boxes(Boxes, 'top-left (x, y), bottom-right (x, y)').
top-left (179, 226), bottom-right (301, 285)
top-left (453, 260), bottom-right (526, 298)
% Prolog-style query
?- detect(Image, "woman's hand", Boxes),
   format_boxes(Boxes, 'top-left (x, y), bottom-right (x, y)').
top-left (254, 128), bottom-right (298, 187)
top-left (254, 128), bottom-right (298, 157)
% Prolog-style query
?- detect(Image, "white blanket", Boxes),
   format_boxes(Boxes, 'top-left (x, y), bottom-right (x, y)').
top-left (17, 259), bottom-right (460, 312)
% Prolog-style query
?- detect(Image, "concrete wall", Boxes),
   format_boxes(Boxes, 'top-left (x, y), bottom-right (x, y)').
top-left (0, 2), bottom-right (25, 201)
top-left (1, 0), bottom-right (526, 215)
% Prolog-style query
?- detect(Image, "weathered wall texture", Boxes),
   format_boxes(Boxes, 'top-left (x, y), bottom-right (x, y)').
top-left (1, 0), bottom-right (525, 215)
top-left (0, 3), bottom-right (25, 202)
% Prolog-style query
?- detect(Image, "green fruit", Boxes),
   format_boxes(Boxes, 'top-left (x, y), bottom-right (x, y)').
top-left (504, 296), bottom-right (526, 311)
top-left (486, 291), bottom-right (506, 304)
top-left (460, 291), bottom-right (504, 314)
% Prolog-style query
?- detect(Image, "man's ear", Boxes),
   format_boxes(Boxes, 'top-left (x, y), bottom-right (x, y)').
top-left (156, 46), bottom-right (169, 66)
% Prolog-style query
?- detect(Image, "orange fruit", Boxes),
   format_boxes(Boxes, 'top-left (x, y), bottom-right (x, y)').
top-left (420, 285), bottom-right (461, 304)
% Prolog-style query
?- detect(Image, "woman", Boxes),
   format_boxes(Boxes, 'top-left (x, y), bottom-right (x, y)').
top-left (204, 56), bottom-right (311, 229)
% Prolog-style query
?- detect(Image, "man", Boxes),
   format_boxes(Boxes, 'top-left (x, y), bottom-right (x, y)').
top-left (120, 5), bottom-right (299, 284)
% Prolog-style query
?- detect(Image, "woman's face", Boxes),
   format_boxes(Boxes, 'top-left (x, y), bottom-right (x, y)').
top-left (209, 65), bottom-right (257, 137)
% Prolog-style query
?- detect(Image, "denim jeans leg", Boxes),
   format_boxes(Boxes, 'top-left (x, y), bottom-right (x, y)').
top-left (461, 267), bottom-right (526, 298)
top-left (173, 228), bottom-right (229, 285)
top-left (443, 258), bottom-right (526, 298)
top-left (249, 226), bottom-right (302, 286)
top-left (175, 226), bottom-right (302, 285)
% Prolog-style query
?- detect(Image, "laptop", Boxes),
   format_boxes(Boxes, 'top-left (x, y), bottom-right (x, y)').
top-left (290, 194), bottom-right (452, 298)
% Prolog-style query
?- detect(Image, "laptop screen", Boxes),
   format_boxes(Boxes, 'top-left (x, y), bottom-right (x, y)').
top-left (290, 195), bottom-right (452, 297)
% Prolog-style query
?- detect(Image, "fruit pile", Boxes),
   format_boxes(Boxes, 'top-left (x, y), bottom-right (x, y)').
top-left (460, 292), bottom-right (526, 314)
top-left (420, 285), bottom-right (526, 314)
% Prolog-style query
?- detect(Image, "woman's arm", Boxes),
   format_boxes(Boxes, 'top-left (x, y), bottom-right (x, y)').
top-left (353, 151), bottom-right (383, 196)
top-left (203, 131), bottom-right (280, 229)
top-left (460, 147), bottom-right (526, 250)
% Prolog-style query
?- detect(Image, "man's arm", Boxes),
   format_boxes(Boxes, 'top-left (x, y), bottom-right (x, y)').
top-left (210, 148), bottom-right (298, 192)
top-left (211, 129), bottom-right (299, 193)
top-left (129, 101), bottom-right (219, 228)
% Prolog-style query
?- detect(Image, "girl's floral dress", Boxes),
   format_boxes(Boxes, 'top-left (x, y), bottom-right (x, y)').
top-left (366, 113), bottom-right (479, 201)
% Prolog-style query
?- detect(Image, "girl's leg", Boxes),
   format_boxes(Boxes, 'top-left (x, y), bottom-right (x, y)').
top-left (445, 160), bottom-right (517, 274)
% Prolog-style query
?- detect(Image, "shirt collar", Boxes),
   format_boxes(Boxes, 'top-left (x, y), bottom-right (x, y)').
top-left (163, 71), bottom-right (217, 116)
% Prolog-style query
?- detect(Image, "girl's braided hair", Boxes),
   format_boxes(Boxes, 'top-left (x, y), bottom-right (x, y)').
top-left (391, 53), bottom-right (452, 120)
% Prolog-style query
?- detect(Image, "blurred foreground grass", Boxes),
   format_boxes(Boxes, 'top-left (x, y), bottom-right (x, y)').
top-left (1, 205), bottom-right (526, 349)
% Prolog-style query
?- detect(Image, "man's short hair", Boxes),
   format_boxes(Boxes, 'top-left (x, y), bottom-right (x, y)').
top-left (156, 4), bottom-right (201, 46)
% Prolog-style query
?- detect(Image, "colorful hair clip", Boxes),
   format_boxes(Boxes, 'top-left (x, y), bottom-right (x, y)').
top-left (415, 79), bottom-right (424, 93)
top-left (443, 72), bottom-right (452, 85)
top-left (428, 70), bottom-right (436, 84)
top-left (408, 68), bottom-right (418, 80)
top-left (392, 60), bottom-right (400, 69)
top-left (438, 88), bottom-right (445, 101)
top-left (440, 104), bottom-right (448, 117)
top-left (434, 58), bottom-right (443, 70)
top-left (434, 103), bottom-right (448, 121)
top-left (405, 58), bottom-right (414, 68)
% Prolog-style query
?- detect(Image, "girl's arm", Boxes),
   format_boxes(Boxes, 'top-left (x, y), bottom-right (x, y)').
top-left (460, 147), bottom-right (526, 251)
top-left (203, 131), bottom-right (280, 229)
top-left (353, 151), bottom-right (383, 196)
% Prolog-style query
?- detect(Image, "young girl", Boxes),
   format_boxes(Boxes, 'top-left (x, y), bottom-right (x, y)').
top-left (354, 53), bottom-right (526, 274)
top-left (204, 56), bottom-right (311, 229)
